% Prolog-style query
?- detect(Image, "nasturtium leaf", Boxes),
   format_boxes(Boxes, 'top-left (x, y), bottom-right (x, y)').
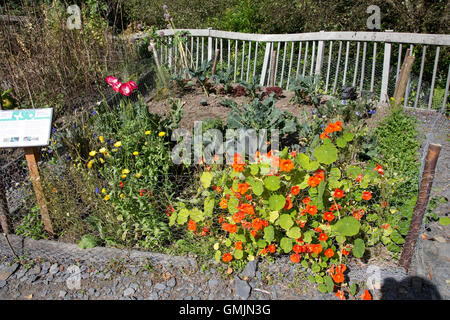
top-left (311, 263), bottom-right (321, 273)
top-left (203, 198), bottom-right (214, 216)
top-left (346, 166), bottom-right (362, 178)
top-left (250, 164), bottom-right (259, 176)
top-left (234, 249), bottom-right (244, 259)
top-left (324, 276), bottom-right (334, 292)
top-left (301, 260), bottom-right (309, 269)
top-left (279, 214), bottom-right (294, 230)
top-left (315, 275), bottom-right (324, 284)
top-left (307, 161), bottom-right (320, 171)
top-left (264, 225), bottom-right (275, 243)
top-left (259, 163), bottom-right (271, 175)
top-left (314, 142), bottom-right (338, 165)
top-left (439, 217), bottom-right (450, 226)
top-left (264, 176), bottom-right (281, 191)
top-left (336, 136), bottom-right (347, 148)
top-left (168, 211), bottom-right (178, 226)
top-left (287, 226), bottom-right (301, 239)
top-left (329, 167), bottom-right (341, 180)
top-left (318, 284), bottom-right (328, 293)
top-left (297, 153), bottom-right (310, 169)
top-left (189, 208), bottom-right (204, 222)
top-left (177, 208), bottom-right (190, 224)
top-left (303, 230), bottom-right (314, 243)
top-left (307, 275), bottom-right (316, 283)
top-left (350, 282), bottom-right (358, 296)
top-left (269, 211), bottom-right (279, 223)
top-left (215, 250), bottom-right (222, 263)
top-left (257, 239), bottom-right (267, 248)
top-left (352, 238), bottom-right (365, 258)
top-left (280, 237), bottom-right (293, 253)
top-left (228, 196), bottom-right (239, 213)
top-left (299, 174), bottom-right (310, 189)
top-left (225, 238), bottom-right (232, 247)
top-left (343, 131), bottom-right (354, 142)
top-left (269, 194), bottom-right (286, 211)
top-left (251, 180), bottom-right (264, 196)
top-left (334, 216), bottom-right (361, 236)
top-left (200, 172), bottom-right (213, 188)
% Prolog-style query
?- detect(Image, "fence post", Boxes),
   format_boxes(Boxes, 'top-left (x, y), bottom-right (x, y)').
top-left (260, 42), bottom-right (272, 86)
top-left (380, 30), bottom-right (393, 103)
top-left (315, 31), bottom-right (325, 77)
top-left (207, 27), bottom-right (213, 62)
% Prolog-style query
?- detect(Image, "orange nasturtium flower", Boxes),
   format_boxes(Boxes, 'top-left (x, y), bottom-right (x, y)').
top-left (188, 220), bottom-right (197, 232)
top-left (290, 186), bottom-right (300, 195)
top-left (302, 197), bottom-right (311, 204)
top-left (235, 241), bottom-right (243, 250)
top-left (323, 211), bottom-right (335, 222)
top-left (238, 203), bottom-right (255, 215)
top-left (319, 233), bottom-right (328, 241)
top-left (284, 197), bottom-right (293, 210)
top-left (310, 243), bottom-right (323, 255)
top-left (335, 290), bottom-right (346, 300)
top-left (267, 244), bottom-right (276, 253)
top-left (220, 198), bottom-right (228, 209)
top-left (222, 253), bottom-right (233, 262)
top-left (304, 204), bottom-right (318, 215)
top-left (237, 182), bottom-right (249, 195)
top-left (375, 164), bottom-right (384, 175)
top-left (333, 188), bottom-right (344, 199)
top-left (324, 248), bottom-right (334, 258)
top-left (280, 159), bottom-right (294, 172)
top-left (290, 253), bottom-right (300, 263)
top-left (333, 273), bottom-right (344, 283)
top-left (362, 191), bottom-right (373, 200)
top-left (320, 132), bottom-right (330, 140)
top-left (361, 290), bottom-right (372, 300)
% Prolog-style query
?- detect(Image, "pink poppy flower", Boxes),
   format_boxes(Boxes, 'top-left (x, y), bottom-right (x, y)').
top-left (105, 76), bottom-right (119, 86)
top-left (127, 81), bottom-right (138, 90)
top-left (119, 83), bottom-right (133, 96)
top-left (111, 82), bottom-right (122, 92)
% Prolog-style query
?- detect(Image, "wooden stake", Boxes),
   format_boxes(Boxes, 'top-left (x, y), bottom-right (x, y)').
top-left (269, 50), bottom-right (276, 87)
top-left (24, 147), bottom-right (54, 236)
top-left (393, 49), bottom-right (415, 110)
top-left (398, 143), bottom-right (441, 272)
top-left (211, 49), bottom-right (220, 76)
top-left (150, 40), bottom-right (167, 88)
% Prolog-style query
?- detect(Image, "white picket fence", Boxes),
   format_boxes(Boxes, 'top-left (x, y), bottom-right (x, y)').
top-left (154, 29), bottom-right (450, 111)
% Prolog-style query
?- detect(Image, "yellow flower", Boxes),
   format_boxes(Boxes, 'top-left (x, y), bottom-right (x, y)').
top-left (122, 169), bottom-right (130, 174)
top-left (99, 147), bottom-right (107, 154)
top-left (120, 193), bottom-right (125, 199)
top-left (121, 174), bottom-right (127, 179)
top-left (101, 188), bottom-right (106, 193)
top-left (133, 151), bottom-right (139, 156)
top-left (135, 173), bottom-right (142, 178)
top-left (99, 136), bottom-right (105, 143)
top-left (87, 160), bottom-right (94, 169)
top-left (145, 130), bottom-right (151, 135)
top-left (158, 132), bottom-right (166, 137)
top-left (144, 142), bottom-right (148, 146)
top-left (104, 195), bottom-right (110, 201)
top-left (99, 158), bottom-right (105, 164)
top-left (89, 151), bottom-right (97, 157)
top-left (112, 148), bottom-right (117, 152)
top-left (114, 141), bottom-right (122, 147)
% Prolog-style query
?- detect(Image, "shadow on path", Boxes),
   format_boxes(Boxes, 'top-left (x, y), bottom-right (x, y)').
top-left (380, 276), bottom-right (442, 300)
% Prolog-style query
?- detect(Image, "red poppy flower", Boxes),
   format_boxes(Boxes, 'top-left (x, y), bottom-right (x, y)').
top-left (375, 164), bottom-right (384, 175)
top-left (127, 81), bottom-right (138, 90)
top-left (105, 76), bottom-right (119, 85)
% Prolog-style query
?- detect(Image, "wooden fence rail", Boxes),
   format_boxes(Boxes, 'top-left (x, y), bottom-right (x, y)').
top-left (141, 29), bottom-right (450, 110)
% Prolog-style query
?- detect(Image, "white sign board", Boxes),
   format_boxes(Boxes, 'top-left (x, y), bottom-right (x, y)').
top-left (0, 108), bottom-right (53, 148)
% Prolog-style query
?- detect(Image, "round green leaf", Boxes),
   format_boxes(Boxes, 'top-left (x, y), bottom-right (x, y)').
top-left (280, 237), bottom-right (293, 253)
top-left (264, 225), bottom-right (275, 242)
top-left (269, 194), bottom-right (286, 211)
top-left (279, 214), bottom-right (294, 230)
top-left (234, 249), bottom-right (244, 260)
top-left (334, 216), bottom-right (361, 236)
top-left (264, 176), bottom-right (281, 191)
top-left (352, 238), bottom-right (365, 258)
top-left (200, 172), bottom-right (213, 188)
top-left (286, 226), bottom-right (301, 239)
top-left (314, 142), bottom-right (338, 165)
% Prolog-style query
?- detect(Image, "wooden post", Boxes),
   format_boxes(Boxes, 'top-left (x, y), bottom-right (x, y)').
top-left (150, 40), bottom-right (167, 87)
top-left (269, 50), bottom-right (277, 87)
top-left (398, 143), bottom-right (441, 272)
top-left (24, 147), bottom-right (54, 235)
top-left (380, 30), bottom-right (393, 104)
top-left (393, 49), bottom-right (415, 109)
top-left (211, 49), bottom-right (220, 76)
